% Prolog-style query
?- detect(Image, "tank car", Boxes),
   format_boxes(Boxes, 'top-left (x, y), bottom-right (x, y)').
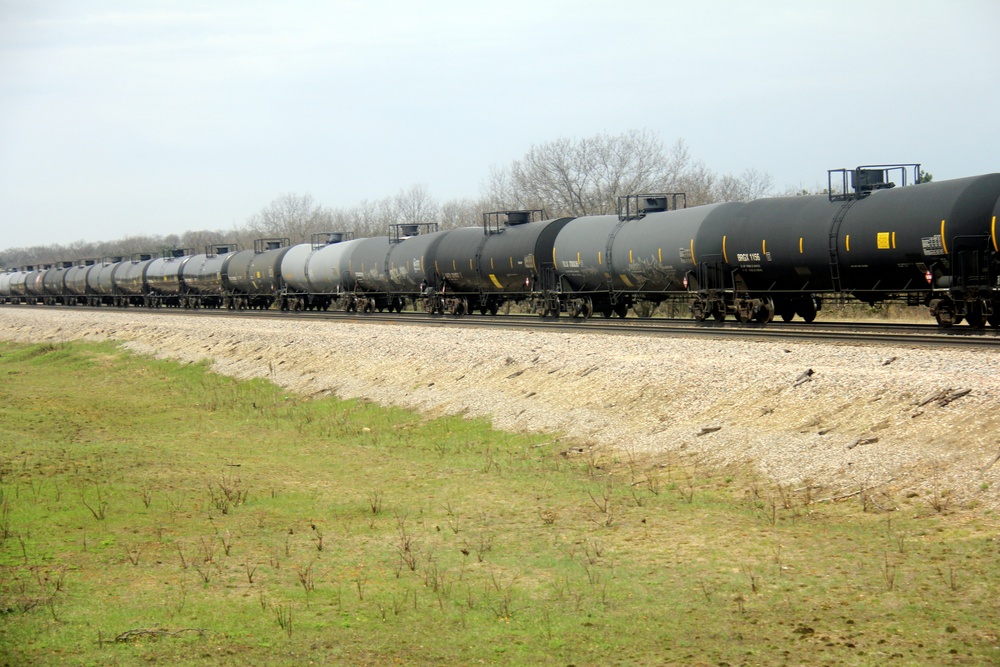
top-left (111, 254), bottom-right (155, 307)
top-left (64, 260), bottom-right (99, 306)
top-left (0, 270), bottom-right (14, 303)
top-left (292, 234), bottom-right (368, 311)
top-left (279, 233), bottom-right (360, 311)
top-left (223, 239), bottom-right (291, 310)
top-left (552, 194), bottom-right (704, 318)
top-left (430, 211), bottom-right (574, 316)
top-left (689, 165), bottom-right (1000, 327)
top-left (180, 244), bottom-right (241, 308)
top-left (145, 250), bottom-right (194, 307)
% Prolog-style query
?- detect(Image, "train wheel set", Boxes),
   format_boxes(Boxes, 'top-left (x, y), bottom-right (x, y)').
top-left (3, 165), bottom-right (1000, 330)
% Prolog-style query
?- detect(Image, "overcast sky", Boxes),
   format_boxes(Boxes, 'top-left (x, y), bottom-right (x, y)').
top-left (1, 0), bottom-right (998, 251)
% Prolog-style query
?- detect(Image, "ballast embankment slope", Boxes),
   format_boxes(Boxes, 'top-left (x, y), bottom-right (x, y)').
top-left (2, 309), bottom-right (999, 508)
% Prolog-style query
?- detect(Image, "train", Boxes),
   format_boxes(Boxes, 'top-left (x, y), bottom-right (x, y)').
top-left (2, 164), bottom-right (1000, 329)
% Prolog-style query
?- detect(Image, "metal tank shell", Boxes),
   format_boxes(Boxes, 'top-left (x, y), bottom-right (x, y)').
top-left (551, 204), bottom-right (735, 295)
top-left (94, 260), bottom-right (124, 297)
top-left (837, 174), bottom-right (1000, 294)
top-left (0, 271), bottom-right (13, 298)
top-left (65, 262), bottom-right (98, 296)
top-left (279, 243), bottom-right (315, 294)
top-left (24, 268), bottom-right (47, 297)
top-left (114, 256), bottom-right (155, 295)
top-left (432, 227), bottom-right (491, 292)
top-left (182, 250), bottom-right (238, 296)
top-left (8, 270), bottom-right (28, 298)
top-left (698, 196), bottom-right (841, 294)
top-left (42, 262), bottom-right (72, 298)
top-left (348, 237), bottom-right (392, 292)
top-left (146, 255), bottom-right (193, 296)
top-left (222, 250), bottom-right (257, 294)
top-left (303, 238), bottom-right (365, 294)
top-left (434, 218), bottom-right (574, 294)
top-left (387, 229), bottom-right (453, 293)
top-left (247, 246), bottom-right (293, 295)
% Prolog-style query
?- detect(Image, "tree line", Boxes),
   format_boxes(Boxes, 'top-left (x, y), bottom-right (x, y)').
top-left (1, 130), bottom-right (775, 267)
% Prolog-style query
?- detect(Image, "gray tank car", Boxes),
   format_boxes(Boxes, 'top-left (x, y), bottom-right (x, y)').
top-left (145, 251), bottom-right (194, 307)
top-left (180, 244), bottom-right (240, 308)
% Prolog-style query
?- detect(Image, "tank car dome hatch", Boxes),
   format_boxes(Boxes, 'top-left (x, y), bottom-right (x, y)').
top-left (506, 211), bottom-right (530, 225)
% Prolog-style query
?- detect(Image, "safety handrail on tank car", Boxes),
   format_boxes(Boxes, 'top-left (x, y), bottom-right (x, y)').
top-left (482, 210), bottom-right (545, 235)
top-left (311, 232), bottom-right (355, 249)
top-left (617, 193), bottom-right (687, 221)
top-left (828, 164), bottom-right (921, 202)
top-left (389, 223), bottom-right (437, 244)
top-left (253, 238), bottom-right (289, 254)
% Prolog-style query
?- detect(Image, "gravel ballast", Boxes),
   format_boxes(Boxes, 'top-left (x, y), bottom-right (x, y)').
top-left (3, 308), bottom-right (1000, 508)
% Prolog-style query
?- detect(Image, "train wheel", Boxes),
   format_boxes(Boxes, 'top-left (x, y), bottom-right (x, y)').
top-left (614, 303), bottom-right (629, 318)
top-left (711, 303), bottom-right (726, 322)
top-left (934, 302), bottom-right (955, 328)
top-left (966, 302), bottom-right (987, 329)
top-left (601, 308), bottom-right (613, 318)
top-left (796, 301), bottom-right (818, 323)
top-left (754, 298), bottom-right (775, 324)
top-left (989, 312), bottom-right (1000, 328)
top-left (691, 300), bottom-right (707, 322)
top-left (581, 298), bottom-right (593, 319)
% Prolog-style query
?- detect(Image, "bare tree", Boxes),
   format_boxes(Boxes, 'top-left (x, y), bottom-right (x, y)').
top-left (244, 193), bottom-right (334, 245)
top-left (483, 131), bottom-right (773, 214)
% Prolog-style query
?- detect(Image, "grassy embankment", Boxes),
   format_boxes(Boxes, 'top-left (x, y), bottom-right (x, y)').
top-left (0, 340), bottom-right (998, 665)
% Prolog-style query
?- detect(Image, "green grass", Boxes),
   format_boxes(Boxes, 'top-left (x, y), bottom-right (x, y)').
top-left (0, 340), bottom-right (998, 666)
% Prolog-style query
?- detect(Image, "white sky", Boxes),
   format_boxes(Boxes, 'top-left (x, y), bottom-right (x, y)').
top-left (1, 0), bottom-right (998, 250)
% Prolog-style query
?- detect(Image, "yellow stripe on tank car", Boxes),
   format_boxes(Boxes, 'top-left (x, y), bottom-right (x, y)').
top-left (941, 220), bottom-right (948, 254)
top-left (510, 257), bottom-right (514, 268)
top-left (892, 232), bottom-right (896, 249)
top-left (489, 274), bottom-right (502, 289)
top-left (620, 275), bottom-right (634, 287)
top-left (762, 239), bottom-right (767, 255)
top-left (552, 248), bottom-right (556, 265)
top-left (799, 237), bottom-right (803, 254)
top-left (598, 251), bottom-right (602, 265)
top-left (490, 257), bottom-right (494, 269)
top-left (577, 251), bottom-right (581, 265)
top-left (452, 260), bottom-right (456, 271)
top-left (845, 235), bottom-right (851, 252)
top-left (993, 216), bottom-right (998, 252)
top-left (469, 259), bottom-right (473, 270)
top-left (722, 235), bottom-right (728, 263)
top-left (629, 249), bottom-right (633, 263)
top-left (658, 248), bottom-right (662, 264)
top-left (690, 239), bottom-right (695, 263)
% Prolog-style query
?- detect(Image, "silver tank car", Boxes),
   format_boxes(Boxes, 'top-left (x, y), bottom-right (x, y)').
top-left (279, 233), bottom-right (356, 311)
top-left (92, 258), bottom-right (125, 305)
top-left (180, 244), bottom-right (240, 308)
top-left (65, 260), bottom-right (99, 305)
top-left (296, 236), bottom-right (366, 311)
top-left (113, 254), bottom-right (155, 306)
top-left (145, 251), bottom-right (194, 307)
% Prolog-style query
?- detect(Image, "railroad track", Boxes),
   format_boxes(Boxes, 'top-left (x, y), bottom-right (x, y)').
top-left (19, 304), bottom-right (1000, 349)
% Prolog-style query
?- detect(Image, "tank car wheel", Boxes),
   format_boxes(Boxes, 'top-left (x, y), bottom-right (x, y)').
top-left (989, 312), bottom-right (1000, 328)
top-left (754, 298), bottom-right (775, 324)
top-left (614, 303), bottom-right (629, 318)
top-left (734, 301), bottom-right (752, 323)
top-left (362, 301), bottom-right (375, 314)
top-left (777, 303), bottom-right (796, 322)
top-left (581, 298), bottom-right (593, 319)
top-left (966, 302), bottom-right (987, 329)
top-left (795, 302), bottom-right (818, 323)
top-left (691, 300), bottom-right (707, 322)
top-left (711, 303), bottom-right (726, 322)
top-left (601, 308), bottom-right (613, 318)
